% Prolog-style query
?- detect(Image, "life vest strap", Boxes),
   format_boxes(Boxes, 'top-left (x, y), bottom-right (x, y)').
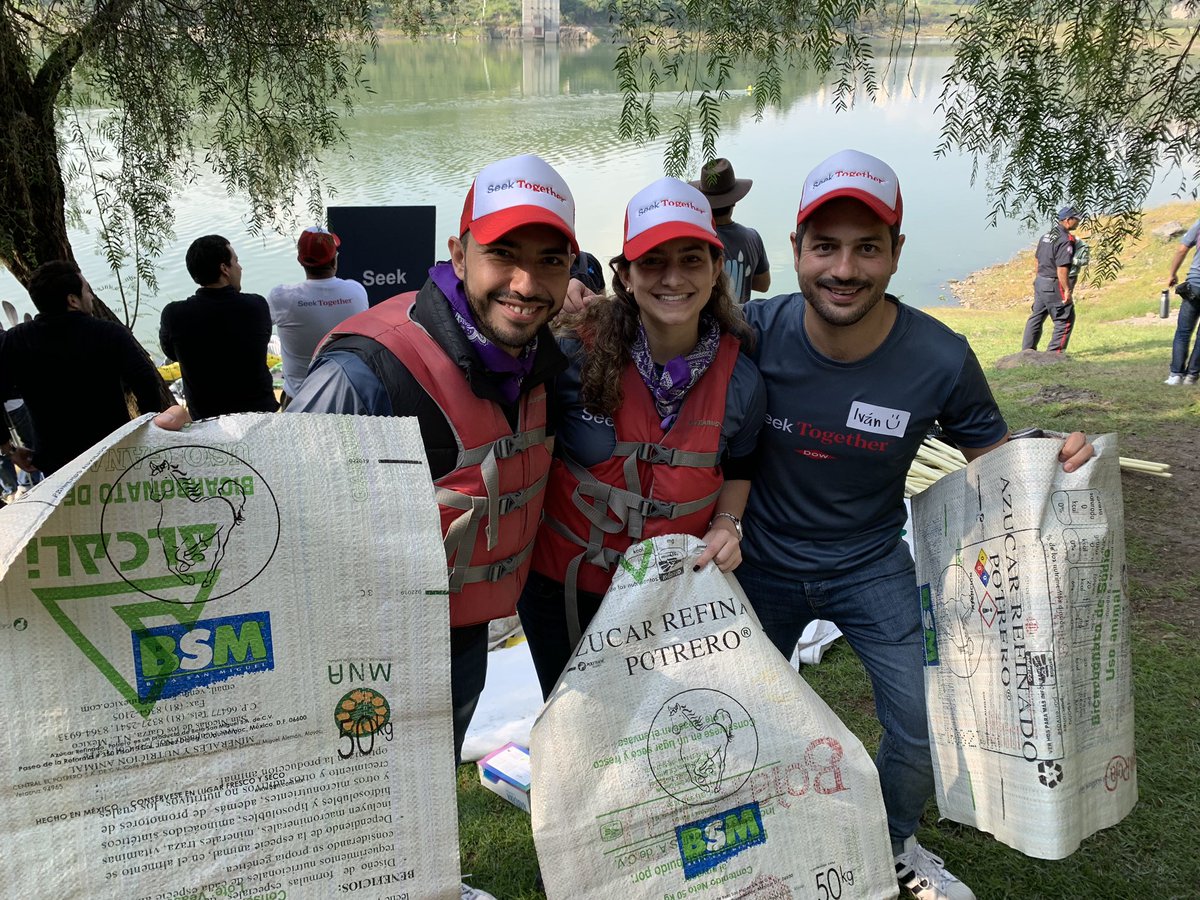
top-left (542, 516), bottom-right (624, 648)
top-left (612, 440), bottom-right (721, 468)
top-left (457, 426), bottom-right (547, 469)
top-left (439, 469), bottom-right (550, 583)
top-left (450, 540), bottom-right (536, 589)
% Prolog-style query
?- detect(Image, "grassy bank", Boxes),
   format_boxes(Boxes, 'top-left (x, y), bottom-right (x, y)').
top-left (455, 205), bottom-right (1200, 899)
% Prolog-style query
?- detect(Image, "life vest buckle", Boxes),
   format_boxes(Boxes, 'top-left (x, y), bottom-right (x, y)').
top-left (492, 436), bottom-right (519, 459)
top-left (635, 443), bottom-right (676, 465)
top-left (487, 555), bottom-right (519, 581)
top-left (497, 489), bottom-right (522, 515)
top-left (637, 497), bottom-right (676, 519)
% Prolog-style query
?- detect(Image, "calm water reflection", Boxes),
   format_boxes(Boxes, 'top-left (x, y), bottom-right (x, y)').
top-left (0, 41), bottom-right (1183, 346)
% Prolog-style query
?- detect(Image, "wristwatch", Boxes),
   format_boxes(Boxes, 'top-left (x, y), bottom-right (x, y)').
top-left (710, 512), bottom-right (743, 541)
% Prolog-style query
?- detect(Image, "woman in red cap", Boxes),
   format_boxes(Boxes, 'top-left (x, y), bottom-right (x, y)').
top-left (519, 176), bottom-right (766, 698)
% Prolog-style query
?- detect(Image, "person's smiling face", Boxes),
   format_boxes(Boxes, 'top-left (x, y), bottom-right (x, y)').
top-left (450, 224), bottom-right (572, 356)
top-left (793, 197), bottom-right (904, 329)
top-left (619, 237), bottom-right (721, 337)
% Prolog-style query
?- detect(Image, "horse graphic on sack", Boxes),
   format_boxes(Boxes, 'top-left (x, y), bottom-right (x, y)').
top-left (148, 458), bottom-right (248, 588)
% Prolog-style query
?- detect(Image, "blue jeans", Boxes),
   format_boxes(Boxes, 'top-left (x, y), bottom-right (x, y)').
top-left (737, 541), bottom-right (932, 853)
top-left (1170, 296), bottom-right (1200, 377)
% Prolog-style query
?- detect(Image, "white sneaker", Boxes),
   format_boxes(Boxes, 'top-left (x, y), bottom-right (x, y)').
top-left (1165, 374), bottom-right (1184, 385)
top-left (894, 837), bottom-right (976, 900)
top-left (461, 883), bottom-right (497, 900)
top-left (1185, 374), bottom-right (1199, 385)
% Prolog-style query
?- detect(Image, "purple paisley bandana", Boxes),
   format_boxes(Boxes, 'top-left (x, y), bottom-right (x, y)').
top-left (429, 262), bottom-right (537, 404)
top-left (631, 314), bottom-right (721, 430)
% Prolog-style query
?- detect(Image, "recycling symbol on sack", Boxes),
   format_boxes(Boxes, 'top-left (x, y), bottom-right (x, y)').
top-left (1038, 760), bottom-right (1064, 789)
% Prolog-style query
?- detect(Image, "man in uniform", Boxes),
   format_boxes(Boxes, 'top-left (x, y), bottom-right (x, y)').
top-left (1021, 206), bottom-right (1081, 353)
top-left (738, 149), bottom-right (1093, 900)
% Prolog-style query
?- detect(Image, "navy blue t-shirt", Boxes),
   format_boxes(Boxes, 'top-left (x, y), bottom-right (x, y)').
top-left (741, 294), bottom-right (1009, 579)
top-left (551, 335), bottom-right (766, 474)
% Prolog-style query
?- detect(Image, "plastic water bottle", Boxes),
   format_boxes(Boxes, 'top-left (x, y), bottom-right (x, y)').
top-left (1160, 289), bottom-right (1170, 318)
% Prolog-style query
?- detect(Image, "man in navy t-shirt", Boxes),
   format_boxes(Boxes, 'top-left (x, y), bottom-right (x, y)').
top-left (738, 149), bottom-right (1094, 900)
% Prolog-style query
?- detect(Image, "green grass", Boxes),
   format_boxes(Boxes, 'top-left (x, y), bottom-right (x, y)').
top-left (455, 202), bottom-right (1200, 898)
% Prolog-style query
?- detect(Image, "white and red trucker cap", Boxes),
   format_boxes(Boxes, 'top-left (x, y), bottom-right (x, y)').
top-left (797, 149), bottom-right (903, 228)
top-left (459, 154), bottom-right (578, 253)
top-left (622, 177), bottom-right (724, 261)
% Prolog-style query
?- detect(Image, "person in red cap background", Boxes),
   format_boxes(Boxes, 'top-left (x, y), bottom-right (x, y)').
top-left (690, 157), bottom-right (771, 304)
top-left (517, 176), bottom-right (766, 699)
top-left (732, 149), bottom-right (1094, 900)
top-left (159, 235), bottom-right (278, 418)
top-left (266, 226), bottom-right (368, 409)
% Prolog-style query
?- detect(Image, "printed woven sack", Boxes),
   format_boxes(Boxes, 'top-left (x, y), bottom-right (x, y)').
top-left (912, 434), bottom-right (1136, 858)
top-left (531, 534), bottom-right (897, 900)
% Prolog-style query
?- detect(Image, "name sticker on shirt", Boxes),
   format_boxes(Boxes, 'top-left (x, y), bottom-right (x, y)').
top-left (847, 401), bottom-right (909, 437)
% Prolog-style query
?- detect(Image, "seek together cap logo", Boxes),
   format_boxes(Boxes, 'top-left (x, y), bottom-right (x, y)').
top-left (798, 148), bottom-right (903, 227)
top-left (461, 153), bottom-right (577, 250)
top-left (623, 177), bottom-right (721, 261)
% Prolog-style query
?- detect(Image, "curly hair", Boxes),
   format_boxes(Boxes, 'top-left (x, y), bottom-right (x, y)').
top-left (559, 246), bottom-right (755, 416)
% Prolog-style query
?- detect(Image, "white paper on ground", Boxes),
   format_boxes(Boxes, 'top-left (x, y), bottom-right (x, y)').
top-left (911, 434), bottom-right (1136, 859)
top-left (790, 619), bottom-right (843, 667)
top-left (531, 534), bottom-right (897, 900)
top-left (461, 638), bottom-right (542, 762)
top-left (0, 413), bottom-right (460, 899)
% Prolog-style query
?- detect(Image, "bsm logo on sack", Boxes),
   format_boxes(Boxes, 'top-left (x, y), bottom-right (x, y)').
top-left (675, 801), bottom-right (765, 878)
top-left (133, 611), bottom-right (274, 700)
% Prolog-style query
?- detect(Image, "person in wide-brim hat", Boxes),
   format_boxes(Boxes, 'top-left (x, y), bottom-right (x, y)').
top-left (688, 157), bottom-right (771, 303)
top-left (689, 157), bottom-right (753, 207)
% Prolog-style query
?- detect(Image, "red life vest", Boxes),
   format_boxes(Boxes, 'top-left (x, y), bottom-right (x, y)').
top-left (532, 334), bottom-right (740, 599)
top-left (325, 293), bottom-right (550, 627)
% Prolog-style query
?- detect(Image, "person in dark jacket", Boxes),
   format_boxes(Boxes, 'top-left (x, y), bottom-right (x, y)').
top-left (1021, 206), bottom-right (1081, 353)
top-left (0, 260), bottom-right (164, 475)
top-left (287, 154), bottom-right (576, 780)
top-left (159, 235), bottom-right (279, 418)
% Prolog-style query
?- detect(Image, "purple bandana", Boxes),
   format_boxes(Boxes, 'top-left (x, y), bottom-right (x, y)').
top-left (429, 262), bottom-right (537, 404)
top-left (631, 315), bottom-right (722, 430)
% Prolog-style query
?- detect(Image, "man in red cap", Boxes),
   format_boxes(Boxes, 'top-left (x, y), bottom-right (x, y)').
top-left (266, 226), bottom-right (368, 408)
top-left (153, 154), bottom-right (576, 900)
top-left (734, 149), bottom-right (1094, 900)
top-left (290, 153), bottom-right (574, 766)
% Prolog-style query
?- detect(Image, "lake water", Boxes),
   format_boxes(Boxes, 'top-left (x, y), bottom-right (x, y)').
top-left (0, 40), bottom-right (1187, 348)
